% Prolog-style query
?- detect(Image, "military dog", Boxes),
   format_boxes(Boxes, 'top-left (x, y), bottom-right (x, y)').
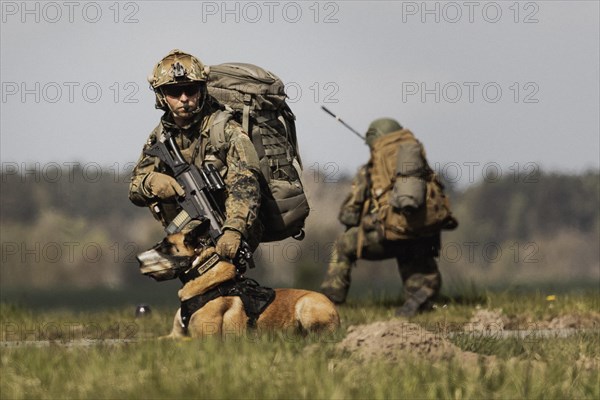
top-left (137, 222), bottom-right (340, 339)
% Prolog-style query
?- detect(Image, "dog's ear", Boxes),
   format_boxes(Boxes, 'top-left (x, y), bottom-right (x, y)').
top-left (184, 219), bottom-right (210, 249)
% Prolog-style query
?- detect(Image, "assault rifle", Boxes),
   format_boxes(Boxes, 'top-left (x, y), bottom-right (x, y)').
top-left (144, 131), bottom-right (253, 270)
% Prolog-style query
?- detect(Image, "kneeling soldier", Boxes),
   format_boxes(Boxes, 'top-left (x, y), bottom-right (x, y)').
top-left (320, 118), bottom-right (457, 317)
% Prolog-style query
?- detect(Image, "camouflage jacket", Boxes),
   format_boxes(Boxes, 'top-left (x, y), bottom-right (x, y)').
top-left (338, 165), bottom-right (369, 228)
top-left (129, 103), bottom-right (261, 240)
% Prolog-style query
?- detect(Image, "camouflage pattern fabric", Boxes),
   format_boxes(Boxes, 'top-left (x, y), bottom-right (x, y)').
top-left (129, 101), bottom-right (263, 248)
top-left (321, 225), bottom-right (441, 307)
top-left (398, 256), bottom-right (441, 308)
top-left (338, 166), bottom-right (368, 228)
top-left (321, 121), bottom-right (448, 313)
top-left (320, 246), bottom-right (353, 304)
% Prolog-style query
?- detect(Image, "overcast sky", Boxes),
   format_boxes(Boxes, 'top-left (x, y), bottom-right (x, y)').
top-left (1, 1), bottom-right (598, 186)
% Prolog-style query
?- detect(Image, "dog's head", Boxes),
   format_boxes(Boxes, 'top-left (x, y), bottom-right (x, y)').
top-left (137, 219), bottom-right (212, 281)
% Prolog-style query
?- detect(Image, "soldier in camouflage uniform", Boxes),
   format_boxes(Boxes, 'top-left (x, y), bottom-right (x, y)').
top-left (320, 118), bottom-right (447, 317)
top-left (129, 49), bottom-right (262, 257)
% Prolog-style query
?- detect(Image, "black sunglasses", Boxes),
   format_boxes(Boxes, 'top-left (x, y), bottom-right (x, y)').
top-left (162, 84), bottom-right (201, 97)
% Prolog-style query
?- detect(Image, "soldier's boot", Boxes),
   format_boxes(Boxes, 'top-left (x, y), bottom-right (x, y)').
top-left (320, 250), bottom-right (353, 305)
top-left (395, 287), bottom-right (433, 318)
top-left (395, 272), bottom-right (440, 318)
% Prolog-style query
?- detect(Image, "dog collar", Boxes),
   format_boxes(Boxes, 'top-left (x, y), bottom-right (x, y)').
top-left (179, 252), bottom-right (222, 284)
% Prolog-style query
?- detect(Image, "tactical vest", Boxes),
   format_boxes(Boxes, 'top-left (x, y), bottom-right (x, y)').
top-left (364, 129), bottom-right (457, 240)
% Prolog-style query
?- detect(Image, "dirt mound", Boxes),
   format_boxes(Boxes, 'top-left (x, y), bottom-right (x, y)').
top-left (336, 319), bottom-right (483, 364)
top-left (547, 314), bottom-right (599, 330)
top-left (331, 310), bottom-right (598, 365)
top-left (464, 308), bottom-right (508, 333)
top-left (471, 308), bottom-right (600, 331)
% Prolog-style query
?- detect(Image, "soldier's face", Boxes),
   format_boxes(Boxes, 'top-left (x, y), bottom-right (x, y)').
top-left (163, 84), bottom-right (202, 119)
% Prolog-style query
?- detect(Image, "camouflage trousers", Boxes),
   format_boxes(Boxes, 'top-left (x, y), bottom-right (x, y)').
top-left (320, 227), bottom-right (441, 305)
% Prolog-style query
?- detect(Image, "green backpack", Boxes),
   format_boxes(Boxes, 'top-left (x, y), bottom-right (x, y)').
top-left (207, 63), bottom-right (309, 242)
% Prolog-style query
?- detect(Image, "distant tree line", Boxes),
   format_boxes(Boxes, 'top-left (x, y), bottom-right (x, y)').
top-left (1, 165), bottom-right (598, 289)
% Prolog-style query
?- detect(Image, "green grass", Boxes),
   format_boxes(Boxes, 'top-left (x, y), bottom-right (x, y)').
top-left (1, 291), bottom-right (598, 400)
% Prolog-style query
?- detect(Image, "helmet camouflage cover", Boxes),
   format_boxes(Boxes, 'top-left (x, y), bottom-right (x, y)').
top-left (148, 49), bottom-right (209, 89)
top-left (365, 118), bottom-right (403, 148)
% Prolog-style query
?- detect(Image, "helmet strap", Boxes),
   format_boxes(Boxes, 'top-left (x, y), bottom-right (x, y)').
top-left (190, 85), bottom-right (207, 115)
top-left (155, 89), bottom-right (167, 110)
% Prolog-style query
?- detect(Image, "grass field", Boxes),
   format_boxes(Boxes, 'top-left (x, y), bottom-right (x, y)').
top-left (1, 291), bottom-right (598, 399)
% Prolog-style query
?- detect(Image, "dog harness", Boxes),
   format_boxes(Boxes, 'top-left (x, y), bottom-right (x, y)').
top-left (180, 277), bottom-right (276, 332)
top-left (177, 253), bottom-right (275, 332)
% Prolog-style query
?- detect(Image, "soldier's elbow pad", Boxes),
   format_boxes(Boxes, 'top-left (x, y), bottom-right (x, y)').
top-left (390, 176), bottom-right (426, 210)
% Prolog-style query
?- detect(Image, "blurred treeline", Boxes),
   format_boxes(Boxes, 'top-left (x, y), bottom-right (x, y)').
top-left (1, 164), bottom-right (598, 301)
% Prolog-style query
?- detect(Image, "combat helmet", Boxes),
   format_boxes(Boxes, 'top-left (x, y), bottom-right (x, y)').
top-left (365, 118), bottom-right (403, 148)
top-left (148, 49), bottom-right (210, 110)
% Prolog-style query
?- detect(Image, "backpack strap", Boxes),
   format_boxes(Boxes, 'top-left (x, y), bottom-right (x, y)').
top-left (241, 94), bottom-right (269, 168)
top-left (208, 110), bottom-right (234, 161)
top-left (282, 105), bottom-right (301, 167)
top-left (242, 94), bottom-right (253, 133)
top-left (249, 118), bottom-right (267, 162)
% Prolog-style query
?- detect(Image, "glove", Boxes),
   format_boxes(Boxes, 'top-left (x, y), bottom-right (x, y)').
top-left (143, 172), bottom-right (185, 200)
top-left (215, 229), bottom-right (242, 260)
